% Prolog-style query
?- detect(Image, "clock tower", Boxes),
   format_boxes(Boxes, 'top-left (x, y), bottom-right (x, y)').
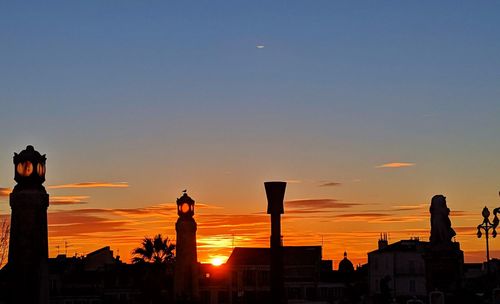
top-left (174, 191), bottom-right (199, 303)
top-left (7, 145), bottom-right (49, 304)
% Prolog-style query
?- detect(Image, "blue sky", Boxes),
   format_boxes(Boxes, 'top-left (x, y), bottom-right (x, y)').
top-left (1, 1), bottom-right (499, 262)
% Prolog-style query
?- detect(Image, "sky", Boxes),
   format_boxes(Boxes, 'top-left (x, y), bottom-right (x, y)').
top-left (1, 1), bottom-right (500, 267)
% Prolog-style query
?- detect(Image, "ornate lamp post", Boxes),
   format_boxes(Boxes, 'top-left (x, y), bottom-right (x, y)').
top-left (477, 206), bottom-right (499, 274)
top-left (8, 145), bottom-right (49, 304)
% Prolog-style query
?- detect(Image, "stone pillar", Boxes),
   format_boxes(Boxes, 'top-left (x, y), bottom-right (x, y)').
top-left (424, 243), bottom-right (464, 297)
top-left (425, 195), bottom-right (463, 302)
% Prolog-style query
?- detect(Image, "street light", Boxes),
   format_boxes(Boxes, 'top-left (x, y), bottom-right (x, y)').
top-left (477, 206), bottom-right (499, 274)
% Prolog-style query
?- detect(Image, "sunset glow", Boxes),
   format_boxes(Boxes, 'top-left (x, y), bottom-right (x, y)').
top-left (1, 1), bottom-right (500, 272)
top-left (210, 256), bottom-right (226, 266)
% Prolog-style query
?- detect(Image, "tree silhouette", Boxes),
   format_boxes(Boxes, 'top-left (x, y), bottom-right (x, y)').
top-left (0, 219), bottom-right (9, 269)
top-left (132, 234), bottom-right (175, 264)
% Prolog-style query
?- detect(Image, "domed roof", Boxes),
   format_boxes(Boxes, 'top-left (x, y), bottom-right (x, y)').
top-left (338, 251), bottom-right (354, 273)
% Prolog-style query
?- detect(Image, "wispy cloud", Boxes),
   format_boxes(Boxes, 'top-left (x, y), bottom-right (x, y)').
top-left (6, 199), bottom-right (482, 266)
top-left (43, 203), bottom-right (271, 263)
top-left (403, 226), bottom-right (476, 236)
top-left (196, 203), bottom-right (224, 209)
top-left (325, 211), bottom-right (427, 223)
top-left (48, 210), bottom-right (133, 238)
top-left (333, 212), bottom-right (389, 221)
top-left (286, 199), bottom-right (360, 211)
top-left (319, 182), bottom-right (341, 187)
top-left (330, 208), bottom-right (472, 224)
top-left (390, 204), bottom-right (427, 211)
top-left (199, 214), bottom-right (268, 229)
top-left (50, 196), bottom-right (89, 205)
top-left (450, 210), bottom-right (475, 217)
top-left (376, 162), bottom-right (415, 168)
top-left (0, 188), bottom-right (11, 197)
top-left (370, 214), bottom-right (426, 223)
top-left (464, 250), bottom-right (500, 263)
top-left (48, 182), bottom-right (129, 189)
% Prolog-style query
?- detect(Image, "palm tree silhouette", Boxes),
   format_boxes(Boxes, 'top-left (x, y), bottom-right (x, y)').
top-left (132, 234), bottom-right (175, 264)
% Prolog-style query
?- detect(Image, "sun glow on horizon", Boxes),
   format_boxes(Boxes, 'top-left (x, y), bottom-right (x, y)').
top-left (210, 256), bottom-right (226, 266)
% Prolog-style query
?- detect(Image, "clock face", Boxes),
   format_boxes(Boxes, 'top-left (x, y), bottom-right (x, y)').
top-left (181, 203), bottom-right (190, 213)
top-left (16, 161), bottom-right (33, 177)
top-left (37, 163), bottom-right (45, 176)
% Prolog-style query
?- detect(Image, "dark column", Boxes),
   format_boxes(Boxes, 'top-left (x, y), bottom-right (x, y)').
top-left (174, 192), bottom-right (199, 303)
top-left (7, 146), bottom-right (49, 304)
top-left (174, 217), bottom-right (199, 302)
top-left (8, 191), bottom-right (49, 304)
top-left (265, 181), bottom-right (286, 304)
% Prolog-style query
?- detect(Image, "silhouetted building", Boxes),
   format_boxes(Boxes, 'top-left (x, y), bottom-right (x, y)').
top-left (174, 191), bottom-right (199, 302)
top-left (338, 251), bottom-right (354, 274)
top-left (200, 246), bottom-right (347, 304)
top-left (46, 246), bottom-right (174, 304)
top-left (84, 246), bottom-right (117, 271)
top-left (198, 263), bottom-right (230, 304)
top-left (368, 238), bottom-right (428, 302)
top-left (2, 244), bottom-right (363, 304)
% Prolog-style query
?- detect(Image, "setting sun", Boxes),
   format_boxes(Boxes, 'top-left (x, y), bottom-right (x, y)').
top-left (210, 257), bottom-right (225, 266)
top-left (2, 1), bottom-right (500, 303)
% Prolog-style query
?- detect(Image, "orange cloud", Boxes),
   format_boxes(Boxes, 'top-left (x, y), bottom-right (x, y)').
top-left (376, 162), bottom-right (416, 168)
top-left (334, 212), bottom-right (388, 221)
top-left (48, 182), bottom-right (129, 189)
top-left (198, 214), bottom-right (269, 236)
top-left (464, 250), bottom-right (500, 262)
top-left (319, 182), bottom-right (342, 187)
top-left (402, 226), bottom-right (476, 236)
top-left (1, 198), bottom-right (481, 266)
top-left (47, 208), bottom-right (148, 256)
top-left (323, 208), bottom-right (472, 224)
top-left (283, 199), bottom-right (362, 215)
top-left (0, 188), bottom-right (11, 197)
top-left (450, 210), bottom-right (475, 217)
top-left (390, 204), bottom-right (427, 211)
top-left (284, 180), bottom-right (302, 184)
top-left (286, 199), bottom-right (360, 210)
top-left (44, 202), bottom-right (246, 263)
top-left (370, 215), bottom-right (427, 223)
top-left (50, 196), bottom-right (89, 205)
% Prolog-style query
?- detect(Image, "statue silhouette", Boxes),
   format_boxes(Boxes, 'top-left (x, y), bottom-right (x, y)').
top-left (429, 195), bottom-right (456, 245)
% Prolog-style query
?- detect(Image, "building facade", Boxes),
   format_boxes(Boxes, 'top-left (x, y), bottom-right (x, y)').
top-left (198, 246), bottom-right (348, 304)
top-left (368, 237), bottom-right (428, 301)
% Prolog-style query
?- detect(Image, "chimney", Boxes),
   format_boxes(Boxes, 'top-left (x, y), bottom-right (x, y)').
top-left (378, 233), bottom-right (388, 250)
